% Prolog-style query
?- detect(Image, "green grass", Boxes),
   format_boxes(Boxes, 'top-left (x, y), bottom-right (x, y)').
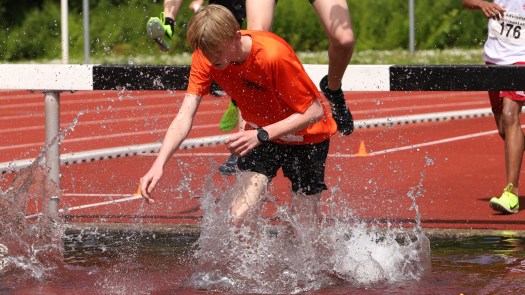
top-left (105, 48), bottom-right (486, 65)
top-left (299, 48), bottom-right (485, 65)
top-left (22, 48), bottom-right (486, 66)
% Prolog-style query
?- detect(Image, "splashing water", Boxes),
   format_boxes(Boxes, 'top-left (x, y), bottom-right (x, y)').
top-left (0, 160), bottom-right (64, 282)
top-left (0, 110), bottom-right (87, 282)
top-left (319, 153), bottom-right (434, 287)
top-left (320, 222), bottom-right (431, 286)
top-left (192, 184), bottom-right (331, 294)
top-left (190, 161), bottom-right (433, 294)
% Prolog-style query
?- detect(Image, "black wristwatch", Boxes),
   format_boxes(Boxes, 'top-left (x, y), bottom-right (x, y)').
top-left (257, 128), bottom-right (270, 143)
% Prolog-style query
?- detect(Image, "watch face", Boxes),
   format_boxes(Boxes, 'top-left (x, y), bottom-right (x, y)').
top-left (257, 128), bottom-right (269, 142)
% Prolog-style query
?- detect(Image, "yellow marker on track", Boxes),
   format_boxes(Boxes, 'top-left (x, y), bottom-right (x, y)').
top-left (133, 184), bottom-right (142, 197)
top-left (354, 140), bottom-right (369, 157)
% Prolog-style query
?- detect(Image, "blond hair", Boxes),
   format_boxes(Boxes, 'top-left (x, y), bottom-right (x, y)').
top-left (186, 4), bottom-right (240, 55)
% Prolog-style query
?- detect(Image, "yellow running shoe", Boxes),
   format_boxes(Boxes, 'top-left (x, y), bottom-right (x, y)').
top-left (489, 184), bottom-right (519, 214)
top-left (219, 101), bottom-right (239, 132)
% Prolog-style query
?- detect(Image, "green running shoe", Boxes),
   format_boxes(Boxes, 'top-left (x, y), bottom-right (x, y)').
top-left (489, 183), bottom-right (519, 214)
top-left (146, 12), bottom-right (173, 52)
top-left (219, 101), bottom-right (239, 132)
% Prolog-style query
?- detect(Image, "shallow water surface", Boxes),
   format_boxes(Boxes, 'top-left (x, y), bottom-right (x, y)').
top-left (1, 231), bottom-right (525, 295)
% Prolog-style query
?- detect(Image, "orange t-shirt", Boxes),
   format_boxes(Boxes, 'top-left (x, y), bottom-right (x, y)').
top-left (187, 30), bottom-right (337, 144)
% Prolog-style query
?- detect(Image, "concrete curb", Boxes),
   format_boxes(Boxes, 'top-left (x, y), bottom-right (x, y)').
top-left (64, 222), bottom-right (525, 239)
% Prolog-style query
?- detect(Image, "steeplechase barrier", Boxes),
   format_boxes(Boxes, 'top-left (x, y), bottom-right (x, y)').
top-left (1, 63), bottom-right (524, 213)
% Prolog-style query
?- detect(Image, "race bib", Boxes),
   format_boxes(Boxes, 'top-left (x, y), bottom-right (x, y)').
top-left (489, 11), bottom-right (525, 45)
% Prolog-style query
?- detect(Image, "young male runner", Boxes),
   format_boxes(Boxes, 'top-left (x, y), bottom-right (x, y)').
top-left (463, 0), bottom-right (525, 214)
top-left (140, 4), bottom-right (337, 227)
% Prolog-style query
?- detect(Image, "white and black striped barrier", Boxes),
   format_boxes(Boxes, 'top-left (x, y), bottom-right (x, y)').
top-left (1, 63), bottom-right (523, 214)
top-left (1, 64), bottom-right (525, 91)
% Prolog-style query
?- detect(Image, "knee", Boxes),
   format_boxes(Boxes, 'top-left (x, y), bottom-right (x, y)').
top-left (329, 31), bottom-right (355, 53)
top-left (500, 111), bottom-right (520, 129)
top-left (230, 207), bottom-right (245, 226)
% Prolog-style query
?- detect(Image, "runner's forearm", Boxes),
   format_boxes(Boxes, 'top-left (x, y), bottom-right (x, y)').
top-left (153, 93), bottom-right (201, 168)
top-left (264, 99), bottom-right (324, 140)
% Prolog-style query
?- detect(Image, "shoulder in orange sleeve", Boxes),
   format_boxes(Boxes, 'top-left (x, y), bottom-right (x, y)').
top-left (187, 51), bottom-right (213, 96)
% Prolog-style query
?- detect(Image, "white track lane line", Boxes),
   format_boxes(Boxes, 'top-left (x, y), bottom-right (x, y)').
top-left (337, 127), bottom-right (512, 158)
top-left (64, 193), bottom-right (141, 197)
top-left (25, 194), bottom-right (144, 219)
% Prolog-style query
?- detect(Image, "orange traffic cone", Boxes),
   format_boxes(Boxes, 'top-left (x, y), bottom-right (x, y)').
top-left (133, 184), bottom-right (142, 196)
top-left (354, 140), bottom-right (369, 156)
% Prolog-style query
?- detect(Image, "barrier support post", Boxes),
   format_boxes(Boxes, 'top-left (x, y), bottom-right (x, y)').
top-left (44, 91), bottom-right (61, 217)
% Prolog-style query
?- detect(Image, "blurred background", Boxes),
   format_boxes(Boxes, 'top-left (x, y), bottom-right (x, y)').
top-left (0, 0), bottom-right (488, 64)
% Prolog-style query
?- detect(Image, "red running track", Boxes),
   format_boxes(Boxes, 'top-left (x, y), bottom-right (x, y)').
top-left (1, 89), bottom-right (524, 231)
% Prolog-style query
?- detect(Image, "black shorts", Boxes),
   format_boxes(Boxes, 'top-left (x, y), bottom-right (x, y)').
top-left (209, 0), bottom-right (246, 26)
top-left (237, 140), bottom-right (330, 195)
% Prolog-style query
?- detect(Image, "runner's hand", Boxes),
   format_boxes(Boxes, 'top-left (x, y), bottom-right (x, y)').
top-left (225, 130), bottom-right (260, 157)
top-left (189, 0), bottom-right (204, 12)
top-left (479, 1), bottom-right (505, 20)
top-left (140, 166), bottom-right (163, 204)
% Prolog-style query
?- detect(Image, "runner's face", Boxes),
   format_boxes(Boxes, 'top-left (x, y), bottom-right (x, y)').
top-left (205, 39), bottom-right (237, 70)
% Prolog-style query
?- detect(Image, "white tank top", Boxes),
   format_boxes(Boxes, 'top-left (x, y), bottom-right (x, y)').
top-left (483, 0), bottom-right (525, 64)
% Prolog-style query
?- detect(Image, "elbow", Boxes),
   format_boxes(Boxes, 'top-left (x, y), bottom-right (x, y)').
top-left (314, 109), bottom-right (324, 123)
top-left (315, 99), bottom-right (325, 120)
top-left (302, 99), bottom-right (324, 126)
top-left (311, 104), bottom-right (324, 124)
